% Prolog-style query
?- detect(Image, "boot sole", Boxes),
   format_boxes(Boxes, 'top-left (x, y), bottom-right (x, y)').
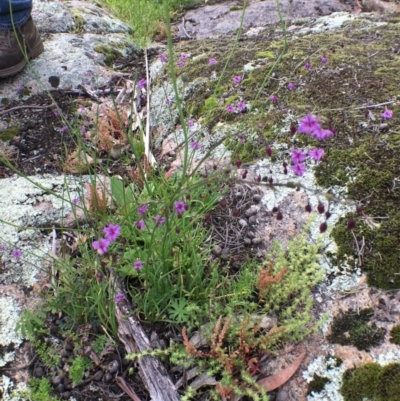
top-left (0, 37), bottom-right (44, 79)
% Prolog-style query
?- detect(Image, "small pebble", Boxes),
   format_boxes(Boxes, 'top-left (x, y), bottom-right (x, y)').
top-left (253, 194), bottom-right (262, 203)
top-left (244, 238), bottom-right (252, 246)
top-left (61, 392), bottom-right (71, 400)
top-left (212, 245), bottom-right (222, 256)
top-left (234, 191), bottom-right (243, 198)
top-left (238, 219), bottom-right (248, 228)
top-left (249, 215), bottom-right (257, 224)
top-left (56, 384), bottom-right (65, 393)
top-left (252, 237), bottom-right (262, 245)
top-left (52, 376), bottom-right (63, 386)
top-left (379, 123), bottom-right (389, 131)
top-left (247, 231), bottom-right (255, 239)
top-left (107, 360), bottom-right (120, 374)
top-left (60, 349), bottom-right (69, 357)
top-left (64, 381), bottom-right (72, 390)
top-left (167, 150), bottom-right (176, 157)
top-left (245, 207), bottom-right (257, 217)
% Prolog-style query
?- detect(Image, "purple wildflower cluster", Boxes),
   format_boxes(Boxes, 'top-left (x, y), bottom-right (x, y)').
top-left (381, 109), bottom-right (393, 119)
top-left (298, 114), bottom-right (334, 141)
top-left (138, 79), bottom-right (147, 89)
top-left (92, 223), bottom-right (121, 255)
top-left (174, 201), bottom-right (188, 216)
top-left (226, 101), bottom-right (247, 113)
top-left (190, 141), bottom-right (201, 150)
top-left (286, 114), bottom-right (333, 176)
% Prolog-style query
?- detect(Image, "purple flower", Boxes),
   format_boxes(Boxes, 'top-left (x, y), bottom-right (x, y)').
top-left (298, 114), bottom-right (321, 135)
top-left (381, 109), bottom-right (393, 119)
top-left (138, 79), bottom-right (147, 89)
top-left (208, 58), bottom-right (217, 65)
top-left (233, 75), bottom-right (242, 84)
top-left (103, 224), bottom-right (121, 242)
top-left (54, 109), bottom-right (60, 117)
top-left (115, 293), bottom-right (125, 303)
top-left (313, 128), bottom-right (334, 141)
top-left (80, 126), bottom-right (87, 134)
top-left (60, 126), bottom-right (69, 133)
top-left (177, 61), bottom-right (185, 68)
top-left (305, 62), bottom-right (311, 69)
top-left (187, 120), bottom-right (195, 127)
top-left (180, 53), bottom-right (189, 61)
top-left (12, 249), bottom-right (22, 259)
top-left (137, 220), bottom-right (145, 230)
top-left (154, 214), bottom-right (166, 227)
top-left (226, 105), bottom-right (235, 113)
top-left (159, 53), bottom-right (168, 63)
top-left (133, 260), bottom-right (143, 270)
top-left (291, 149), bottom-right (306, 164)
top-left (288, 82), bottom-right (296, 91)
top-left (165, 97), bottom-right (172, 105)
top-left (138, 204), bottom-right (148, 215)
top-left (92, 238), bottom-right (110, 255)
top-left (72, 197), bottom-right (80, 205)
top-left (174, 201), bottom-right (187, 215)
top-left (0, 244), bottom-right (4, 251)
top-left (238, 134), bottom-right (246, 144)
top-left (78, 104), bottom-right (86, 111)
top-left (291, 163), bottom-right (306, 176)
top-left (309, 148), bottom-right (325, 161)
top-left (269, 95), bottom-right (278, 103)
top-left (190, 141), bottom-right (201, 150)
top-left (237, 101), bottom-right (246, 112)
top-left (321, 56), bottom-right (328, 63)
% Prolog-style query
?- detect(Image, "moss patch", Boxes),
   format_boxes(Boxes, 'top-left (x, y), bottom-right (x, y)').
top-left (307, 374), bottom-right (331, 395)
top-left (327, 308), bottom-right (385, 351)
top-left (390, 324), bottom-right (400, 346)
top-left (94, 43), bottom-right (123, 66)
top-left (340, 362), bottom-right (400, 401)
top-left (0, 125), bottom-right (20, 142)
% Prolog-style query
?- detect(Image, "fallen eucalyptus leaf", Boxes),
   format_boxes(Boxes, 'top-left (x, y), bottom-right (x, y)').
top-left (257, 350), bottom-right (306, 392)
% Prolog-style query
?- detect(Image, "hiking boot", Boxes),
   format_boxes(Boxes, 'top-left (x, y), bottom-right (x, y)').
top-left (0, 17), bottom-right (44, 78)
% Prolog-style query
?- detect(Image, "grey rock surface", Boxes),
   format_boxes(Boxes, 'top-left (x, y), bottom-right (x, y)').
top-left (0, 0), bottom-right (138, 104)
top-left (177, 0), bottom-right (355, 39)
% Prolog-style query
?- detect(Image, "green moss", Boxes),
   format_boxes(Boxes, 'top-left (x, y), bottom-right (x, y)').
top-left (71, 9), bottom-right (86, 33)
top-left (327, 308), bottom-right (385, 351)
top-left (0, 125), bottom-right (19, 141)
top-left (390, 324), bottom-right (400, 345)
top-left (377, 363), bottom-right (400, 401)
top-left (94, 44), bottom-right (123, 66)
top-left (255, 51), bottom-right (275, 59)
top-left (340, 363), bottom-right (382, 401)
top-left (1, 97), bottom-right (9, 105)
top-left (200, 96), bottom-right (218, 115)
top-left (330, 211), bottom-right (400, 289)
top-left (229, 5), bottom-right (243, 11)
top-left (307, 374), bottom-right (330, 395)
top-left (20, 87), bottom-right (31, 97)
top-left (26, 377), bottom-right (59, 401)
top-left (340, 363), bottom-right (400, 401)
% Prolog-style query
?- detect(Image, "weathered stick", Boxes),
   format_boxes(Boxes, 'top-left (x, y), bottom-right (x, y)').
top-left (115, 300), bottom-right (181, 401)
